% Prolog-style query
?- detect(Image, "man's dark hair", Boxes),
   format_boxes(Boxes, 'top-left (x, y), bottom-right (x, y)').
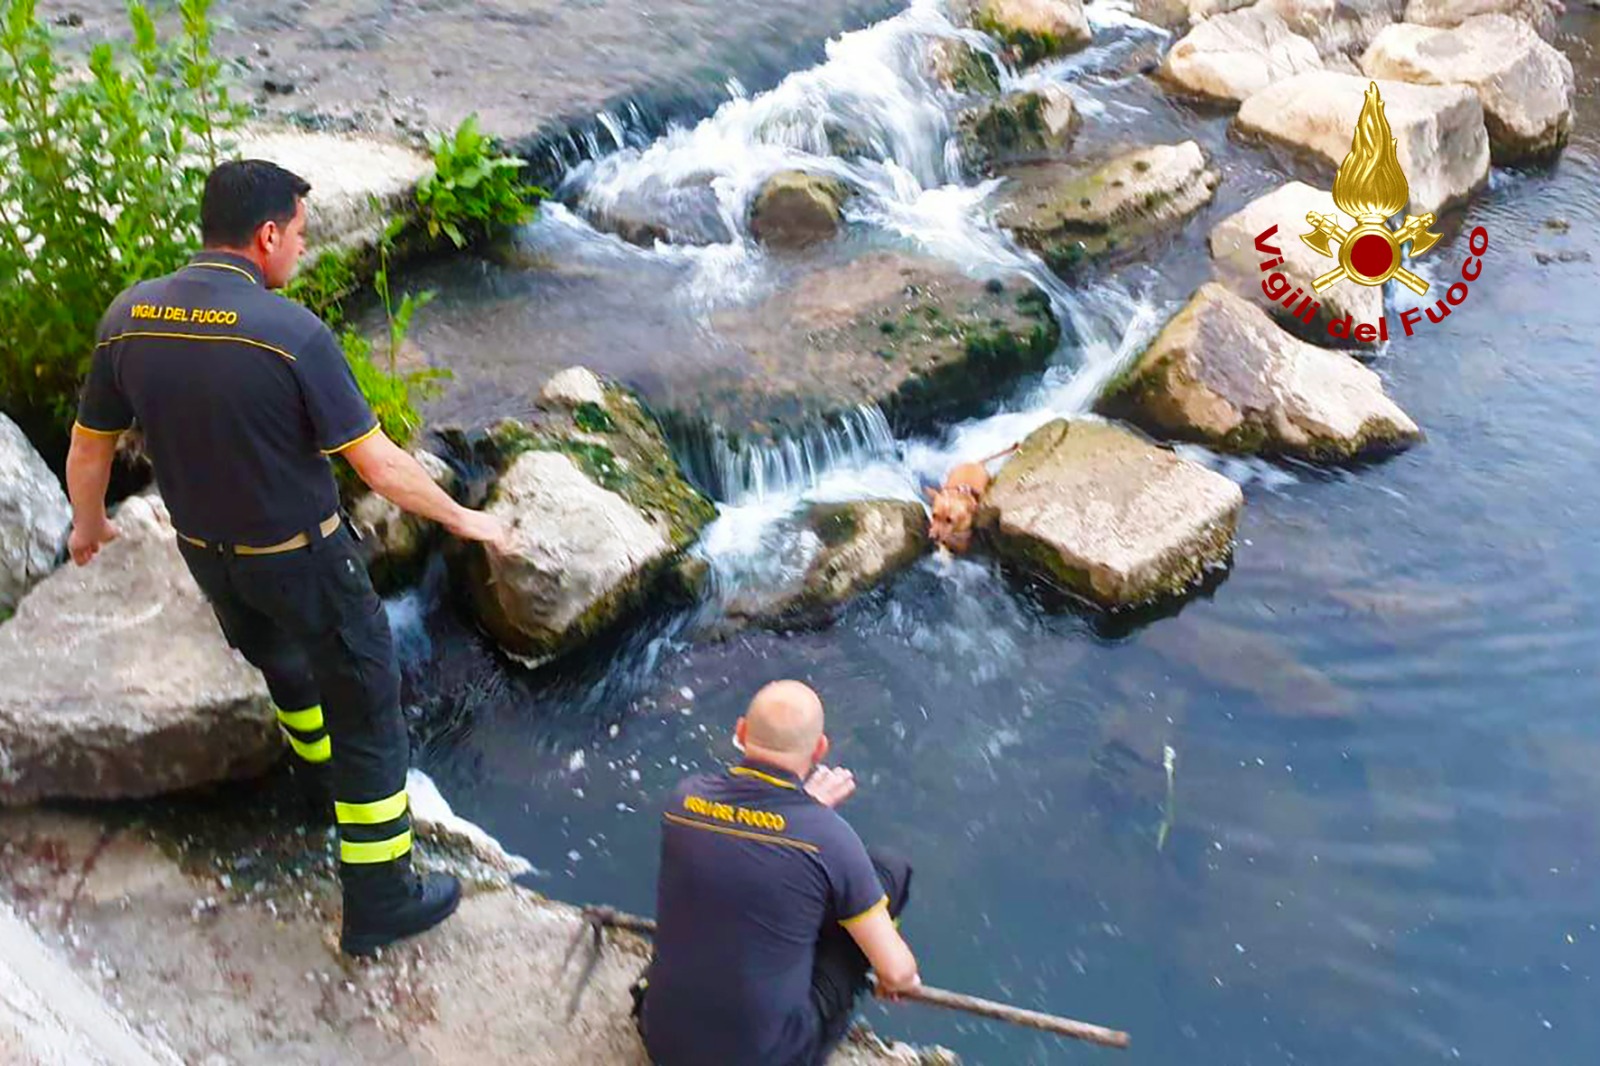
top-left (201, 159), bottom-right (312, 248)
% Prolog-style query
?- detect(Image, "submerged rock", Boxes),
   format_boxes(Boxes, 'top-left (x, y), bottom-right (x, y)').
top-left (928, 37), bottom-right (1003, 96)
top-left (584, 176), bottom-right (734, 248)
top-left (996, 142), bottom-right (1220, 271)
top-left (0, 413), bottom-right (70, 618)
top-left (957, 85), bottom-right (1081, 173)
top-left (727, 500), bottom-right (930, 627)
top-left (1361, 15), bottom-right (1574, 163)
top-left (1403, 0), bottom-right (1559, 37)
top-left (467, 372), bottom-right (715, 666)
top-left (1158, 7), bottom-right (1324, 105)
top-left (348, 449), bottom-right (459, 593)
top-left (1235, 72), bottom-right (1488, 214)
top-left (970, 0), bottom-right (1093, 66)
top-left (1208, 180), bottom-right (1383, 344)
top-left (749, 171), bottom-right (851, 250)
top-left (1097, 283), bottom-right (1422, 460)
top-left (1258, 0), bottom-right (1403, 57)
top-left (0, 496), bottom-right (276, 805)
top-left (705, 251), bottom-right (1060, 434)
top-left (979, 418), bottom-right (1242, 608)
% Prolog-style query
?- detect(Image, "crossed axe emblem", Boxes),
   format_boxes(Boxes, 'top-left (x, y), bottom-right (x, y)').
top-left (1300, 211), bottom-right (1443, 296)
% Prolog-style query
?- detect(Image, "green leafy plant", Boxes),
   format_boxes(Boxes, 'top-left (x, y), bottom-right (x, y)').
top-left (0, 0), bottom-right (243, 445)
top-left (414, 114), bottom-right (545, 248)
top-left (283, 248), bottom-right (360, 329)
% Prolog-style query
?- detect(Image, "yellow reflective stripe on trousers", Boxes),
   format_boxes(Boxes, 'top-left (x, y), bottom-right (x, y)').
top-left (340, 830), bottom-right (413, 864)
top-left (335, 789), bottom-right (409, 826)
top-left (274, 704), bottom-right (325, 732)
top-left (283, 730), bottom-right (332, 764)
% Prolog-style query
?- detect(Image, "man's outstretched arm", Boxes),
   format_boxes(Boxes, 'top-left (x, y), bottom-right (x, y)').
top-left (340, 429), bottom-right (510, 551)
top-left (65, 426), bottom-right (120, 566)
top-left (845, 906), bottom-right (920, 996)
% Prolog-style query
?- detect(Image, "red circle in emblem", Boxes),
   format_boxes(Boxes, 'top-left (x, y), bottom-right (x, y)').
top-left (1350, 233), bottom-right (1395, 279)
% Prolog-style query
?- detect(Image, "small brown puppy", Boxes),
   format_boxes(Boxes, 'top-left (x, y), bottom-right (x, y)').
top-left (925, 444), bottom-right (1019, 553)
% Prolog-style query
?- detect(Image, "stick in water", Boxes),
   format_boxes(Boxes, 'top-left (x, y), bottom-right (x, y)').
top-left (581, 907), bottom-right (1130, 1050)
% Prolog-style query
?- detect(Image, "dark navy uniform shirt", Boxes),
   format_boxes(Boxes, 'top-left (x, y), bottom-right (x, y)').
top-left (643, 759), bottom-right (888, 1066)
top-left (75, 251), bottom-right (378, 546)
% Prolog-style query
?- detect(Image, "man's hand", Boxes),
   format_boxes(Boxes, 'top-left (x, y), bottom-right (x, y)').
top-left (448, 508), bottom-right (513, 555)
top-left (804, 764), bottom-right (856, 809)
top-left (68, 519), bottom-right (119, 567)
top-left (872, 971), bottom-right (923, 1002)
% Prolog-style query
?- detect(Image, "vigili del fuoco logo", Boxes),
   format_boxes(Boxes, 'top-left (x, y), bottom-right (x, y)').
top-left (1253, 81), bottom-right (1488, 344)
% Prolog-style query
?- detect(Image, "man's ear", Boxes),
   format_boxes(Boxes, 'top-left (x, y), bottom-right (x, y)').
top-left (813, 734), bottom-right (830, 765)
top-left (734, 716), bottom-right (748, 752)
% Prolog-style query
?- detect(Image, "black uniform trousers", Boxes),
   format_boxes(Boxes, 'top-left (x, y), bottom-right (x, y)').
top-left (177, 524), bottom-right (414, 874)
top-left (634, 849), bottom-right (913, 1066)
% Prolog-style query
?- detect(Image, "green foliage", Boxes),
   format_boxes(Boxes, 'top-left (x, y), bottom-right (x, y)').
top-left (415, 114), bottom-right (545, 248)
top-left (283, 249), bottom-right (360, 328)
top-left (0, 0), bottom-right (244, 437)
top-left (573, 401), bottom-right (615, 434)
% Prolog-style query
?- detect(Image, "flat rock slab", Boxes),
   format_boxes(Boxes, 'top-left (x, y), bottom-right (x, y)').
top-left (235, 129), bottom-right (433, 257)
top-left (1235, 71), bottom-right (1488, 215)
top-left (704, 252), bottom-right (1060, 436)
top-left (979, 419), bottom-right (1243, 608)
top-left (1403, 0), bottom-right (1559, 37)
top-left (1258, 0), bottom-right (1403, 58)
top-left (59, 0), bottom-right (899, 153)
top-left (1208, 180), bottom-right (1383, 344)
top-left (1361, 15), bottom-right (1574, 163)
top-left (0, 412), bottom-right (70, 617)
top-left (1098, 283), bottom-right (1421, 460)
top-left (0, 808), bottom-right (935, 1066)
top-left (0, 496), bottom-right (276, 805)
top-left (1158, 8), bottom-right (1324, 106)
top-left (996, 142), bottom-right (1221, 272)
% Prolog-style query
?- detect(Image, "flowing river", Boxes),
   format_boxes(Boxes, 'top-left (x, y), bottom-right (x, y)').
top-left (381, 3), bottom-right (1600, 1061)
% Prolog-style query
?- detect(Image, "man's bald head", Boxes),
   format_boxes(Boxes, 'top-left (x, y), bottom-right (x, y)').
top-left (742, 680), bottom-right (826, 759)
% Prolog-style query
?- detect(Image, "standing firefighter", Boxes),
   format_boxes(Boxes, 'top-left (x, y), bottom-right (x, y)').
top-left (63, 160), bottom-right (510, 956)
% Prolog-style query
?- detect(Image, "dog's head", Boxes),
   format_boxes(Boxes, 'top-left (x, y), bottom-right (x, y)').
top-left (925, 487), bottom-right (980, 552)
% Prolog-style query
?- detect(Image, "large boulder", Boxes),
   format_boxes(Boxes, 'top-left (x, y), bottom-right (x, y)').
top-left (0, 413), bottom-right (70, 618)
top-left (749, 171), bottom-right (851, 250)
top-left (727, 501), bottom-right (929, 627)
top-left (958, 85), bottom-right (1081, 173)
top-left (234, 128), bottom-right (432, 257)
top-left (467, 370), bottom-right (716, 666)
top-left (1403, 0), bottom-right (1560, 37)
top-left (704, 252), bottom-right (1060, 435)
top-left (1157, 8), bottom-right (1325, 105)
top-left (0, 496), bottom-right (276, 805)
top-left (1097, 283), bottom-right (1422, 460)
top-left (1208, 180), bottom-right (1383, 344)
top-left (348, 448), bottom-right (459, 592)
top-left (1361, 15), bottom-right (1574, 163)
top-left (970, 0), bottom-right (1093, 66)
top-left (1235, 72), bottom-right (1489, 214)
top-left (996, 142), bottom-right (1220, 271)
top-left (979, 419), bottom-right (1243, 608)
top-left (1258, 0), bottom-right (1404, 57)
top-left (1188, 0), bottom-right (1256, 20)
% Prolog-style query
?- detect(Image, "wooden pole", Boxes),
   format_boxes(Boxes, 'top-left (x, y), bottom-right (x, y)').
top-left (581, 907), bottom-right (1130, 1051)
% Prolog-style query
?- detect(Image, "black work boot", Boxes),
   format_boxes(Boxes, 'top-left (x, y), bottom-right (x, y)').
top-left (339, 858), bottom-right (462, 958)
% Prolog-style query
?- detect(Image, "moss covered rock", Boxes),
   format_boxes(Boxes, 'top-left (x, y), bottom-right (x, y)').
top-left (996, 142), bottom-right (1219, 272)
top-left (979, 418), bottom-right (1242, 608)
top-left (749, 171), bottom-right (852, 250)
top-left (1097, 284), bottom-right (1421, 461)
top-left (704, 252), bottom-right (1060, 436)
top-left (348, 449), bottom-right (459, 593)
top-left (958, 85), bottom-right (1081, 173)
top-left (727, 500), bottom-right (930, 627)
top-left (928, 38), bottom-right (1004, 96)
top-left (467, 369), bottom-right (716, 666)
top-left (971, 0), bottom-right (1093, 67)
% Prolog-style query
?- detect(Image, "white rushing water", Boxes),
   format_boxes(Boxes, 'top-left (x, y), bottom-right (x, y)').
top-left (547, 0), bottom-right (1207, 597)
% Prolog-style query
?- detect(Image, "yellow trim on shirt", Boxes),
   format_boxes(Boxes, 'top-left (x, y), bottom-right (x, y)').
top-left (663, 813), bottom-right (820, 853)
top-left (186, 261), bottom-right (260, 284)
top-left (839, 894), bottom-right (889, 928)
top-left (322, 422), bottom-right (382, 456)
top-left (96, 330), bottom-right (296, 363)
top-left (730, 766), bottom-right (799, 790)
top-left (72, 421), bottom-right (129, 439)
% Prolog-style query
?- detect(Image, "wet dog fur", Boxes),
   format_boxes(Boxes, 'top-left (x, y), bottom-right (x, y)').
top-left (925, 444), bottom-right (1019, 553)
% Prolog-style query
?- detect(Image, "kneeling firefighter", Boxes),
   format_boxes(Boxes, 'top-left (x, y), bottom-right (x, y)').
top-left (64, 159), bottom-right (512, 956)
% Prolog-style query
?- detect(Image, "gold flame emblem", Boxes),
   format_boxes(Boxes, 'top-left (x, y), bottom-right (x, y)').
top-left (1301, 82), bottom-right (1443, 295)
